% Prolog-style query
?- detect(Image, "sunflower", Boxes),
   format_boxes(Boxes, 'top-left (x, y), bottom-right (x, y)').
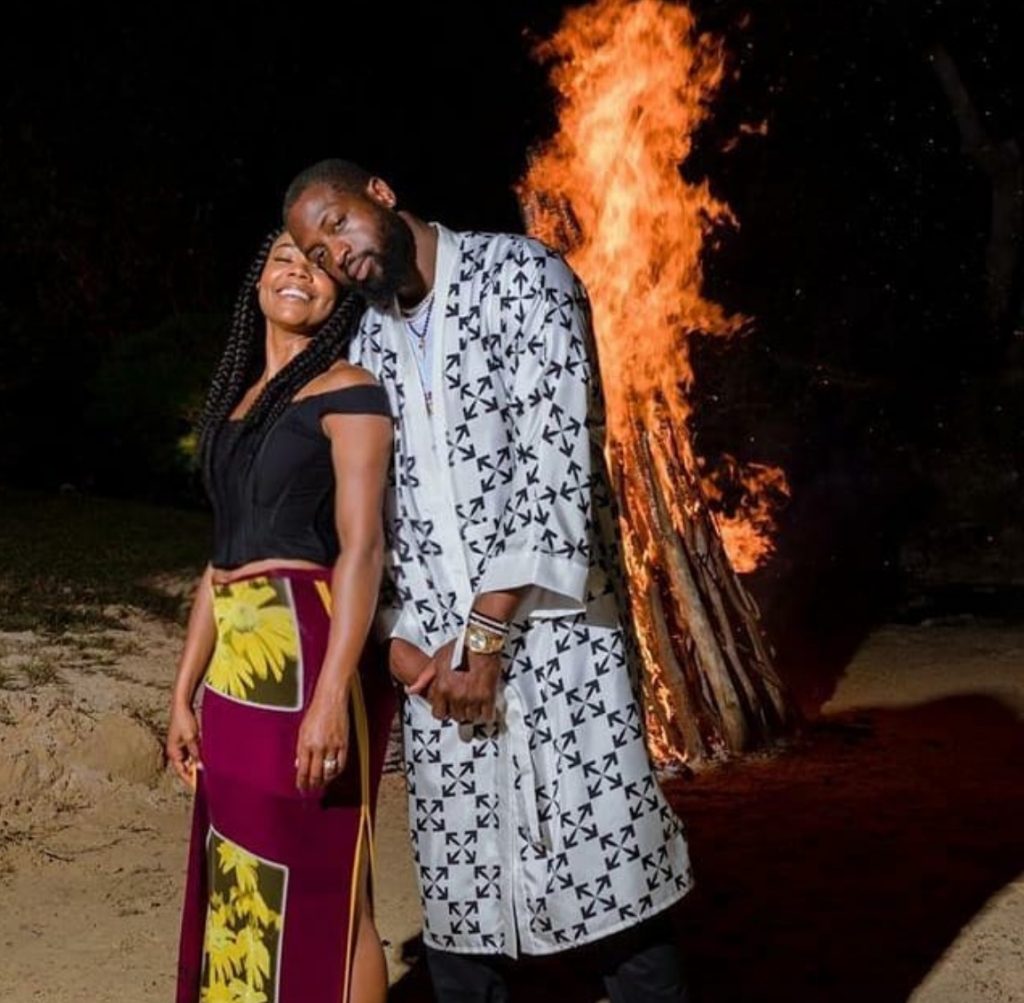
top-left (206, 644), bottom-right (255, 701)
top-left (209, 580), bottom-right (298, 699)
top-left (236, 923), bottom-right (272, 989)
top-left (204, 832), bottom-right (283, 1002)
top-left (233, 888), bottom-right (277, 928)
top-left (217, 840), bottom-right (260, 895)
top-left (209, 892), bottom-right (236, 929)
top-left (228, 981), bottom-right (269, 1003)
top-left (203, 907), bottom-right (241, 986)
top-left (200, 981), bottom-right (235, 1003)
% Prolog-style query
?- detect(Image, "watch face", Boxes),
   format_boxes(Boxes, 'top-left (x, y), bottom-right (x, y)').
top-left (466, 627), bottom-right (500, 654)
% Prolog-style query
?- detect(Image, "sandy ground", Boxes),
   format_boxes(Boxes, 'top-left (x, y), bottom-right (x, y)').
top-left (1, 609), bottom-right (1022, 1001)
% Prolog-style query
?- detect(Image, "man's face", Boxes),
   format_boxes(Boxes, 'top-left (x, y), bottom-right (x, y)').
top-left (286, 182), bottom-right (415, 307)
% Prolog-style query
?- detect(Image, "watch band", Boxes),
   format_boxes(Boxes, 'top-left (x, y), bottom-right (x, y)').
top-left (468, 609), bottom-right (510, 636)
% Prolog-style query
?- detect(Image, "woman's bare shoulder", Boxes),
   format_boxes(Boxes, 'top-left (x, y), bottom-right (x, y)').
top-left (299, 362), bottom-right (380, 398)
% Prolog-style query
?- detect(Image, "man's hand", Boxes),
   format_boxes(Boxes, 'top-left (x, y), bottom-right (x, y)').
top-left (418, 644), bottom-right (502, 724)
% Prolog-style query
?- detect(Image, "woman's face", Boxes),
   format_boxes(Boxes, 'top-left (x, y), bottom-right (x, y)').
top-left (257, 233), bottom-right (337, 333)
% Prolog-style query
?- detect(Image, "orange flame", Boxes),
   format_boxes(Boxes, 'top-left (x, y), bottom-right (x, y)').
top-left (520, 0), bottom-right (793, 763)
top-left (705, 458), bottom-right (791, 573)
top-left (519, 0), bottom-right (786, 572)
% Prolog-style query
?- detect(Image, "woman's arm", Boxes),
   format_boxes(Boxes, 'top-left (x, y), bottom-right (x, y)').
top-left (389, 637), bottom-right (432, 688)
top-left (166, 563), bottom-right (216, 787)
top-left (294, 409), bottom-right (393, 792)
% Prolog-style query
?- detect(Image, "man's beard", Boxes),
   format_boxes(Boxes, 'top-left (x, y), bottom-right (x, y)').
top-left (357, 209), bottom-right (416, 308)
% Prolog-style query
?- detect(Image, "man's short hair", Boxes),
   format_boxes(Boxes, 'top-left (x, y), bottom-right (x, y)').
top-left (282, 159), bottom-right (374, 217)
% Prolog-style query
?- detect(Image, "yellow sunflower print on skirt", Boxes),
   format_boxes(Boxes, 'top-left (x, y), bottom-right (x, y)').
top-left (206, 578), bottom-right (302, 709)
top-left (201, 829), bottom-right (287, 1003)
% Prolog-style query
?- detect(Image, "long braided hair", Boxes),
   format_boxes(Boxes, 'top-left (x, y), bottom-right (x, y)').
top-left (195, 230), bottom-right (364, 490)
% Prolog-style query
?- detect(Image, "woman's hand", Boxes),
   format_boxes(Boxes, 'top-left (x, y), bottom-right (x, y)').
top-left (295, 688), bottom-right (350, 792)
top-left (166, 564), bottom-right (215, 790)
top-left (389, 638), bottom-right (432, 689)
top-left (406, 638), bottom-right (455, 703)
top-left (166, 702), bottom-right (202, 788)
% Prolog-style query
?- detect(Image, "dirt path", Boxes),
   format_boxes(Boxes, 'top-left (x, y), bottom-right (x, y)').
top-left (1, 613), bottom-right (1021, 1001)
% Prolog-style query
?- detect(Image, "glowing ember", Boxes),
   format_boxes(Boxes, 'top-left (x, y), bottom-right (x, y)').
top-left (519, 0), bottom-right (793, 764)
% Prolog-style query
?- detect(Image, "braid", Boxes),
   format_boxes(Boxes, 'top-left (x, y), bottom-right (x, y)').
top-left (196, 231), bottom-right (277, 489)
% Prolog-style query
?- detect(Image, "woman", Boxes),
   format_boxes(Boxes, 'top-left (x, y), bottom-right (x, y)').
top-left (166, 230), bottom-right (395, 1003)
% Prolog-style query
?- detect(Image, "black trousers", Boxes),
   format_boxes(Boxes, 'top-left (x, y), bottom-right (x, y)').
top-left (425, 913), bottom-right (689, 1003)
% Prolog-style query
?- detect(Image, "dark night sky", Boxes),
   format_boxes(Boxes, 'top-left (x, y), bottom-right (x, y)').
top-left (5, 1), bottom-right (1015, 323)
top-left (2, 0), bottom-right (1021, 619)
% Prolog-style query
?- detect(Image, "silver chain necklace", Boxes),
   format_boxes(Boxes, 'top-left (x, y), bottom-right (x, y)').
top-left (403, 291), bottom-right (436, 413)
top-left (404, 292), bottom-right (435, 351)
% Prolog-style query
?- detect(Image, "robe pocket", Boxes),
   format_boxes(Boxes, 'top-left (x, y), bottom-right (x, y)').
top-left (502, 679), bottom-right (563, 856)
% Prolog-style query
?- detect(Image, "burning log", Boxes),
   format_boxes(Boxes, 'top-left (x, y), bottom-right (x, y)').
top-left (611, 395), bottom-right (792, 763)
top-left (519, 0), bottom-right (797, 766)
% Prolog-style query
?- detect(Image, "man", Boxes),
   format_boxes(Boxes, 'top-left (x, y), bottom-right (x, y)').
top-left (284, 159), bottom-right (693, 1001)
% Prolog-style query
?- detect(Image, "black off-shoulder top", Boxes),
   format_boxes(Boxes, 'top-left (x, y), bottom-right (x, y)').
top-left (208, 384), bottom-right (391, 570)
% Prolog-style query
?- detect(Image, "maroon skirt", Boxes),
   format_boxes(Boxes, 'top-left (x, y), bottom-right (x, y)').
top-left (176, 567), bottom-right (395, 1003)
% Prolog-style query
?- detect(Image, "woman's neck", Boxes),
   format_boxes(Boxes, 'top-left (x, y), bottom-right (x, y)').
top-left (262, 323), bottom-right (312, 380)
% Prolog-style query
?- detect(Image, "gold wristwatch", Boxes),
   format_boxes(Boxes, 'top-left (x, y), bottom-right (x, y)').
top-left (465, 623), bottom-right (506, 655)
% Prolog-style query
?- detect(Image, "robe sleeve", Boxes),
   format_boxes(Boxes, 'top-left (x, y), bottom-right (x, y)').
top-left (472, 242), bottom-right (596, 618)
top-left (375, 573), bottom-right (429, 649)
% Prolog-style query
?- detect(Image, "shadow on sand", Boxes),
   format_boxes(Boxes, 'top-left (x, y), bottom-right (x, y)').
top-left (390, 694), bottom-right (1024, 1001)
